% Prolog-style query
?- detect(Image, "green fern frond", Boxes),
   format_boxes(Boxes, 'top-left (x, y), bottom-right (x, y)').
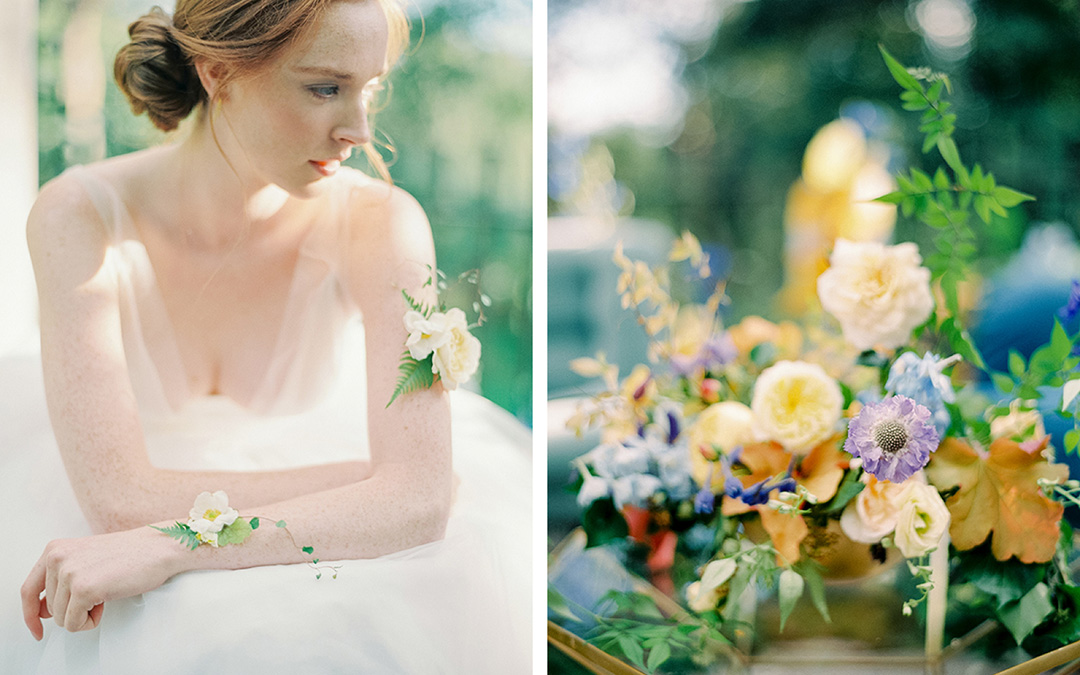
top-left (151, 522), bottom-right (201, 550)
top-left (401, 289), bottom-right (435, 317)
top-left (386, 353), bottom-right (435, 407)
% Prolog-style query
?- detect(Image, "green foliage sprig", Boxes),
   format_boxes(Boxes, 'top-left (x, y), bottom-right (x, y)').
top-left (875, 46), bottom-right (1034, 369)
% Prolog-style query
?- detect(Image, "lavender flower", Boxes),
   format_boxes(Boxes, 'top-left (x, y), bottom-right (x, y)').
top-left (670, 333), bottom-right (737, 376)
top-left (845, 395), bottom-right (940, 483)
top-left (885, 352), bottom-right (958, 437)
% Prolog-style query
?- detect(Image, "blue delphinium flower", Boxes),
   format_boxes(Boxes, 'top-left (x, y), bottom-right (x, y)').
top-left (845, 395), bottom-right (940, 483)
top-left (1060, 279), bottom-right (1080, 324)
top-left (885, 351), bottom-right (958, 437)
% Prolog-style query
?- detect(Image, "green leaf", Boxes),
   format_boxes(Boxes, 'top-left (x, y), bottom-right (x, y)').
top-left (777, 569), bottom-right (805, 632)
top-left (249, 517), bottom-right (260, 530)
top-left (999, 583), bottom-right (1054, 645)
top-left (217, 517), bottom-right (254, 547)
top-left (821, 469), bottom-right (865, 514)
top-left (150, 521), bottom-right (201, 550)
top-left (646, 641), bottom-right (671, 673)
top-left (873, 191), bottom-right (904, 205)
top-left (879, 45), bottom-right (923, 93)
top-left (1050, 319), bottom-right (1073, 361)
top-left (386, 353), bottom-right (436, 408)
top-left (1008, 350), bottom-right (1026, 379)
top-left (401, 288), bottom-right (432, 317)
top-left (993, 186), bottom-right (1035, 208)
top-left (1066, 429), bottom-right (1080, 454)
top-left (617, 635), bottom-right (646, 670)
top-left (991, 372), bottom-right (1015, 394)
top-left (794, 561), bottom-right (831, 623)
top-left (974, 195), bottom-right (992, 224)
top-left (275, 520), bottom-right (287, 528)
top-left (302, 545), bottom-right (314, 555)
top-left (936, 136), bottom-right (962, 175)
top-left (548, 587), bottom-right (581, 623)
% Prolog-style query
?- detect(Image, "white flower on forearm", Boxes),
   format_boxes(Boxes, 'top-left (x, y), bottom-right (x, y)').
top-left (816, 239), bottom-right (934, 351)
top-left (892, 481), bottom-right (950, 558)
top-left (751, 360), bottom-right (843, 454)
top-left (430, 308), bottom-right (481, 389)
top-left (403, 310), bottom-right (452, 360)
top-left (187, 490), bottom-right (239, 547)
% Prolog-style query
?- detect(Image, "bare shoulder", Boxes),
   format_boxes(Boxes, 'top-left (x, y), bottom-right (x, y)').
top-left (337, 168), bottom-right (436, 293)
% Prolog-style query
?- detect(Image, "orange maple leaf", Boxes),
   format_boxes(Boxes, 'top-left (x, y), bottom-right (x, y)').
top-left (924, 436), bottom-right (1067, 564)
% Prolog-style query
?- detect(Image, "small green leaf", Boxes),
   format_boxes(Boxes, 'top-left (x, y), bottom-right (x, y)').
top-left (302, 546), bottom-right (314, 555)
top-left (548, 587), bottom-right (581, 623)
top-left (778, 569), bottom-right (805, 632)
top-left (617, 635), bottom-right (646, 670)
top-left (936, 136), bottom-right (963, 174)
top-left (1008, 350), bottom-right (1026, 379)
top-left (1050, 319), bottom-right (1073, 361)
top-left (217, 517), bottom-right (254, 547)
top-left (249, 517), bottom-right (260, 530)
top-left (999, 582), bottom-right (1054, 645)
top-left (991, 372), bottom-right (1015, 394)
top-left (386, 353), bottom-right (436, 408)
top-left (1065, 429), bottom-right (1080, 454)
top-left (646, 641), bottom-right (672, 673)
top-left (879, 45), bottom-right (923, 93)
top-left (993, 186), bottom-right (1035, 208)
top-left (276, 520), bottom-right (287, 528)
top-left (873, 191), bottom-right (905, 205)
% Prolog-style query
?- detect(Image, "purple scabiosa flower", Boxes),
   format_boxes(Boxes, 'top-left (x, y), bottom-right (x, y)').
top-left (886, 351), bottom-right (958, 437)
top-left (845, 395), bottom-right (940, 483)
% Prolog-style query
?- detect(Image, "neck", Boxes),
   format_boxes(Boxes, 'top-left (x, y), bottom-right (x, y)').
top-left (164, 112), bottom-right (294, 249)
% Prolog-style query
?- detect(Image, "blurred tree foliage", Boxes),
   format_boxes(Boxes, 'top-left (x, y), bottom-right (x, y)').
top-left (552, 0), bottom-right (1080, 323)
top-left (38, 0), bottom-right (532, 423)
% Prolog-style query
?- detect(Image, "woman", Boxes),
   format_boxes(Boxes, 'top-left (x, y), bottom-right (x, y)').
top-left (2, 0), bottom-right (530, 672)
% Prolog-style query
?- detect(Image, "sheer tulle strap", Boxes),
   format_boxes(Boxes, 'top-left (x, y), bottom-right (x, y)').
top-left (62, 166), bottom-right (124, 245)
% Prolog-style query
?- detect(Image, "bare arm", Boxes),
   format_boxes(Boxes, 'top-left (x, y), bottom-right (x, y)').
top-left (23, 177), bottom-right (452, 638)
top-left (28, 174), bottom-right (371, 534)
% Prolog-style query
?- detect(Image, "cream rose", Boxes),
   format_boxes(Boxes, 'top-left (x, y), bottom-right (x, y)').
top-left (403, 310), bottom-right (452, 360)
top-left (839, 475), bottom-right (909, 544)
top-left (990, 399), bottom-right (1046, 442)
top-left (751, 360), bottom-right (842, 454)
top-left (687, 401), bottom-right (755, 490)
top-left (187, 490), bottom-right (239, 548)
top-left (816, 239), bottom-right (934, 351)
top-left (430, 308), bottom-right (481, 390)
top-left (892, 481), bottom-right (950, 558)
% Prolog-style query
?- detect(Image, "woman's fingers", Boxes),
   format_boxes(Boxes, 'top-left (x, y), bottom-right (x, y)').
top-left (51, 573), bottom-right (71, 630)
top-left (64, 590), bottom-right (101, 633)
top-left (20, 556), bottom-right (47, 640)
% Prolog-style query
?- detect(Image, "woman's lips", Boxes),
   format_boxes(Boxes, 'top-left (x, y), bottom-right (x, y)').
top-left (309, 159), bottom-right (341, 176)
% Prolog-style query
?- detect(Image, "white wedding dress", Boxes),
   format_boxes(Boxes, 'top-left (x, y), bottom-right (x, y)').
top-left (0, 166), bottom-right (532, 674)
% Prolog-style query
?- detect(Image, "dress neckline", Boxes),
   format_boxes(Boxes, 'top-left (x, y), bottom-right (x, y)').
top-left (77, 165), bottom-right (345, 414)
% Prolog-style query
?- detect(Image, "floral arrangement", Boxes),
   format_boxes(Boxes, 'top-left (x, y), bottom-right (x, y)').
top-left (555, 47), bottom-right (1080, 672)
top-left (388, 268), bottom-right (485, 406)
top-left (152, 491), bottom-right (340, 579)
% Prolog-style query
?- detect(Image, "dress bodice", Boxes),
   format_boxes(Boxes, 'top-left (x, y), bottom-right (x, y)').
top-left (64, 165), bottom-right (370, 467)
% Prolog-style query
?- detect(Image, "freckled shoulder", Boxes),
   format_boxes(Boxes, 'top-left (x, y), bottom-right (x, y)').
top-left (336, 168), bottom-right (436, 301)
top-left (26, 170), bottom-right (114, 291)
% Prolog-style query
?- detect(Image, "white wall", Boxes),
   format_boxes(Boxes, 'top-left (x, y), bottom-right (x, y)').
top-left (0, 0), bottom-right (40, 355)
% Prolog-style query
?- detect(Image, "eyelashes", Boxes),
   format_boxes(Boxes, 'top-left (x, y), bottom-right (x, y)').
top-left (306, 82), bottom-right (384, 102)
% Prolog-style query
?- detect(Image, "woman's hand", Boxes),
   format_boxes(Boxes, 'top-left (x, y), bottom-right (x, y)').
top-left (21, 526), bottom-right (184, 640)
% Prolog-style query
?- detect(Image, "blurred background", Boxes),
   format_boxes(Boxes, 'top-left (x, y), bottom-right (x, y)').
top-left (12, 0), bottom-right (531, 422)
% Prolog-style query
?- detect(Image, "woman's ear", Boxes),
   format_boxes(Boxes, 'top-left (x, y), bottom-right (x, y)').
top-left (194, 59), bottom-right (230, 101)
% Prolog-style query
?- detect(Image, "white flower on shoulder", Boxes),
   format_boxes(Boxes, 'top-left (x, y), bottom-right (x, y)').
top-left (403, 310), bottom-right (452, 360)
top-left (892, 481), bottom-right (950, 558)
top-left (187, 490), bottom-right (239, 548)
top-left (816, 239), bottom-right (934, 351)
top-left (430, 308), bottom-right (481, 390)
top-left (751, 360), bottom-right (843, 454)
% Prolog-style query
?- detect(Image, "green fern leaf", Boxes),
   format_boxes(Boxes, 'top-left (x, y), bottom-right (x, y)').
top-left (401, 289), bottom-right (433, 317)
top-left (151, 521), bottom-right (201, 550)
top-left (386, 353), bottom-right (435, 407)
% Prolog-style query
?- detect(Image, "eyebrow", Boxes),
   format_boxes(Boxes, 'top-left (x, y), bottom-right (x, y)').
top-left (291, 65), bottom-right (389, 81)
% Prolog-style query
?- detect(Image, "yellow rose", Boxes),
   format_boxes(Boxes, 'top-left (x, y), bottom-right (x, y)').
top-left (687, 401), bottom-right (755, 490)
top-left (751, 360), bottom-right (842, 454)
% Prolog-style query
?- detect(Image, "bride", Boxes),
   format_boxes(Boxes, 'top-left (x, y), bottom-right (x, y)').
top-left (2, 0), bottom-right (530, 672)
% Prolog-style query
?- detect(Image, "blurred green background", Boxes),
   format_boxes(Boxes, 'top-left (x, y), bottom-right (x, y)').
top-left (549, 0), bottom-right (1080, 342)
top-left (38, 0), bottom-right (532, 423)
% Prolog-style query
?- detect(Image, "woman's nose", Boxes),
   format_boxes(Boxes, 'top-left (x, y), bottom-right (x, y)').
top-left (334, 99), bottom-right (372, 146)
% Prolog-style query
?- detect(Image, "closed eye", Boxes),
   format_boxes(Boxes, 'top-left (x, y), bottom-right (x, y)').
top-left (308, 84), bottom-right (339, 100)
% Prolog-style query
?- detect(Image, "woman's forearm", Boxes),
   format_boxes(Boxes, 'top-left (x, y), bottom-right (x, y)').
top-left (89, 460), bottom-right (372, 533)
top-left (160, 461), bottom-right (452, 573)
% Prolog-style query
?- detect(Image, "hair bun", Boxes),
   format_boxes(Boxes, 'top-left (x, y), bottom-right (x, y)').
top-left (114, 7), bottom-right (202, 132)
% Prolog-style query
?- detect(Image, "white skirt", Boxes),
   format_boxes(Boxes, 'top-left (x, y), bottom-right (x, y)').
top-left (0, 352), bottom-right (532, 674)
